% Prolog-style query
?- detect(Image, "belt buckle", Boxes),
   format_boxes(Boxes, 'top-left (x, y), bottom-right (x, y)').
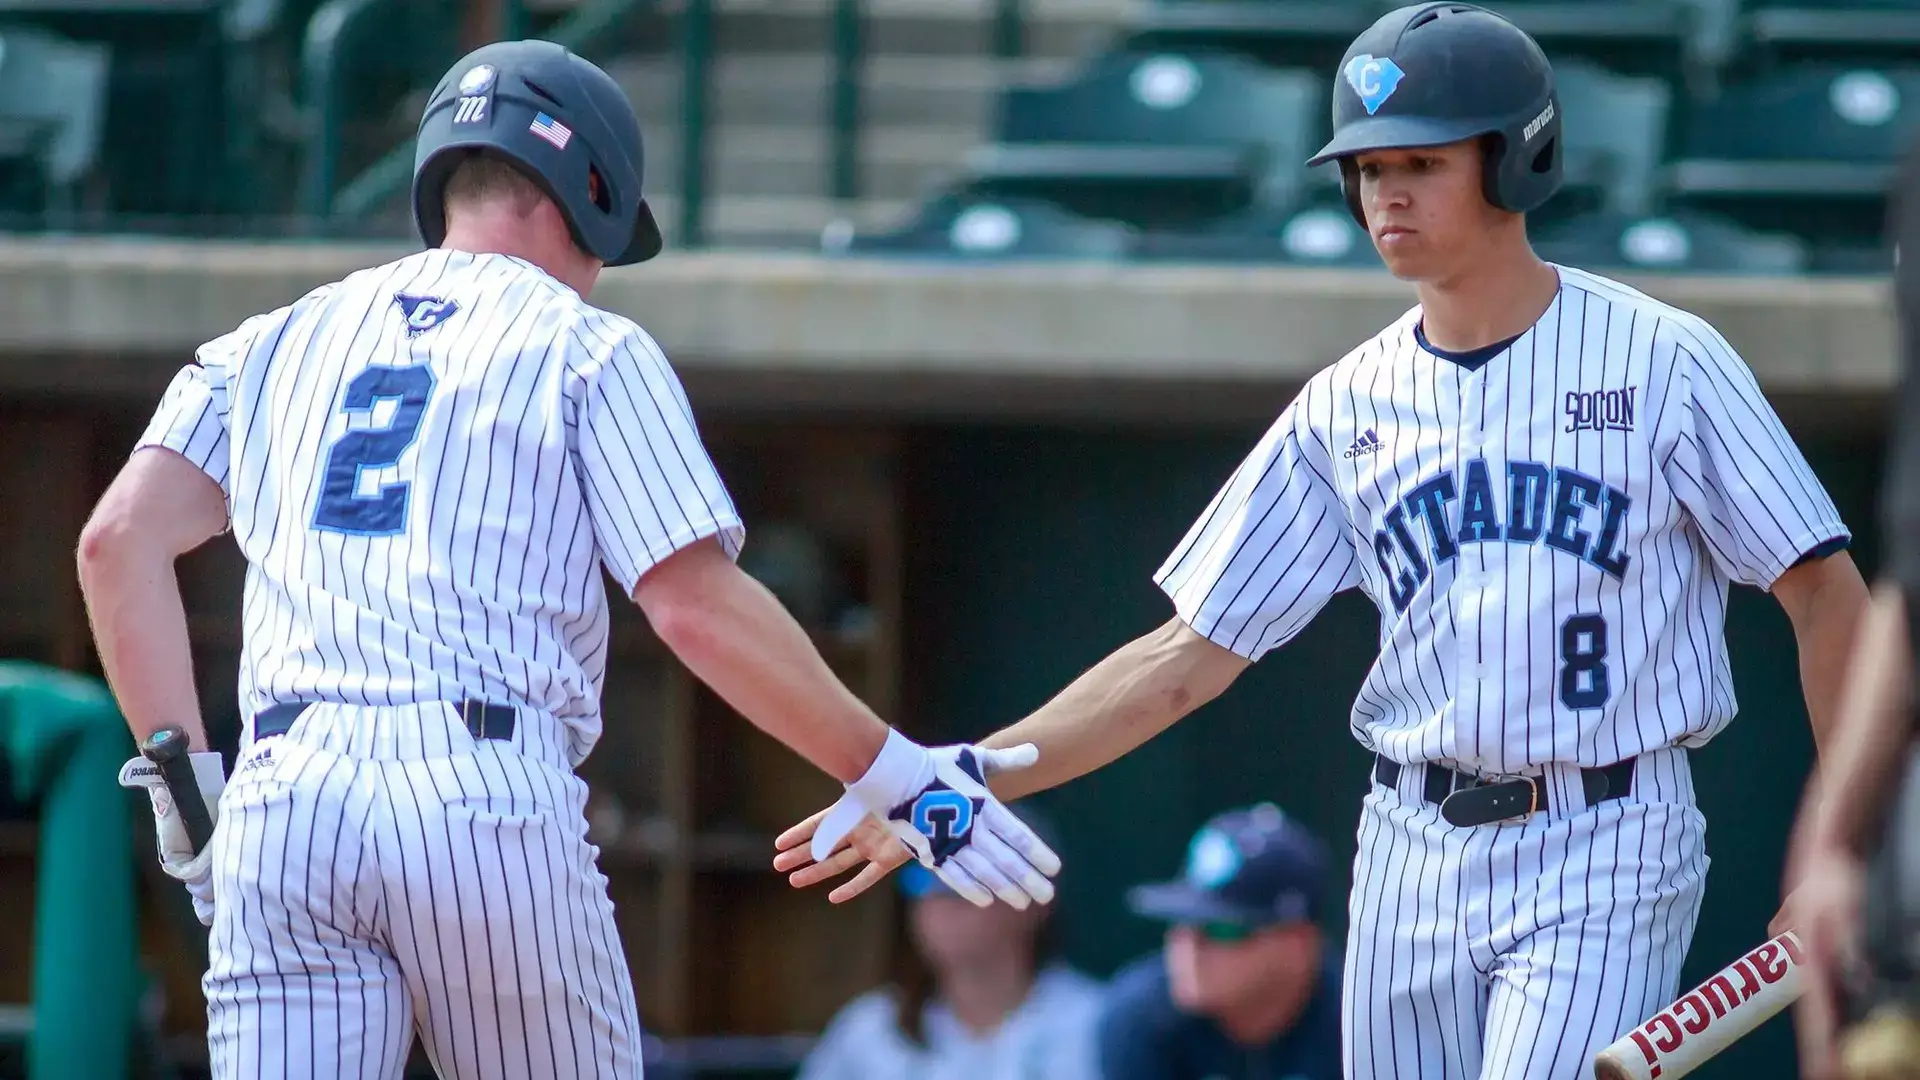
top-left (461, 699), bottom-right (480, 739)
top-left (1485, 771), bottom-right (1539, 817)
top-left (1440, 771), bottom-right (1539, 827)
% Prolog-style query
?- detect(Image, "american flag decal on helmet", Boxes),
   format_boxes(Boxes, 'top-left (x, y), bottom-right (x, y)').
top-left (529, 112), bottom-right (573, 150)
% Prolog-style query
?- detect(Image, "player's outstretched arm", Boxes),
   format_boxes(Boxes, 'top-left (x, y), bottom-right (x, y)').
top-left (975, 616), bottom-right (1251, 801)
top-left (773, 615), bottom-right (1249, 902)
top-left (633, 536), bottom-right (895, 781)
top-left (633, 537), bottom-right (1060, 908)
top-left (76, 447), bottom-right (229, 750)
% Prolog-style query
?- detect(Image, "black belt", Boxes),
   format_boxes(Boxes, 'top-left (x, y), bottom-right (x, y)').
top-left (1373, 753), bottom-right (1636, 827)
top-left (252, 699), bottom-right (517, 742)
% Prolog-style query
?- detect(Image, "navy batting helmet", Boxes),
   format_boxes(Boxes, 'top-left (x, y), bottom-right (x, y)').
top-left (413, 40), bottom-right (663, 266)
top-left (1306, 3), bottom-right (1562, 226)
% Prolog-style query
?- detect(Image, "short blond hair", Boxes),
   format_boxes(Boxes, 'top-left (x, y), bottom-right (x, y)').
top-left (442, 150), bottom-right (546, 221)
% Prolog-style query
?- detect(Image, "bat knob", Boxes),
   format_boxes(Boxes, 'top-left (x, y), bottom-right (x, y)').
top-left (140, 725), bottom-right (190, 763)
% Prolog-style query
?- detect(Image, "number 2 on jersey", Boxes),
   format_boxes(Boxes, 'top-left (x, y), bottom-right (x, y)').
top-left (1559, 614), bottom-right (1611, 710)
top-left (313, 364), bottom-right (436, 535)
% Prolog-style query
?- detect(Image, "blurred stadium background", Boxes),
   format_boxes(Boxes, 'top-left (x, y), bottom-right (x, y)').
top-left (0, 0), bottom-right (1906, 1076)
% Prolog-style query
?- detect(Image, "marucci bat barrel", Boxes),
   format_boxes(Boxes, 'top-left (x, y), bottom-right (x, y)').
top-left (140, 725), bottom-right (216, 853)
top-left (1594, 931), bottom-right (1806, 1080)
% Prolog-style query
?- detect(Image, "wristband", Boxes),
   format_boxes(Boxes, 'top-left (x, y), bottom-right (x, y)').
top-left (845, 728), bottom-right (927, 810)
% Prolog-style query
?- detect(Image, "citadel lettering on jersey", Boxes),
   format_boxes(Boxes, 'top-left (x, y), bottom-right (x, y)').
top-left (1373, 459), bottom-right (1633, 610)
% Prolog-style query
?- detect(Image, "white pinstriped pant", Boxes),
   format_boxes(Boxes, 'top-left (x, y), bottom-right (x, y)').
top-left (202, 703), bottom-right (644, 1079)
top-left (1341, 747), bottom-right (1708, 1080)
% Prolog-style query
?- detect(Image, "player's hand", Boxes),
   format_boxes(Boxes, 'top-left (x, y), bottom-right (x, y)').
top-left (1777, 846), bottom-right (1867, 1080)
top-left (776, 730), bottom-right (1061, 908)
top-left (119, 751), bottom-right (226, 926)
top-left (774, 808), bottom-right (914, 904)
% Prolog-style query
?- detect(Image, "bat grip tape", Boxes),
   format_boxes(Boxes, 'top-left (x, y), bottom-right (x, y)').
top-left (157, 751), bottom-right (217, 853)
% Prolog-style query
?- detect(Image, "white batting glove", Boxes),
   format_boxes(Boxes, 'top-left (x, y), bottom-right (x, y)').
top-left (811, 729), bottom-right (1062, 909)
top-left (118, 752), bottom-right (226, 926)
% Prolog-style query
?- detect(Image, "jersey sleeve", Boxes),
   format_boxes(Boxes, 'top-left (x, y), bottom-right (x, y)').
top-left (1153, 382), bottom-right (1362, 661)
top-left (1660, 320), bottom-right (1851, 590)
top-left (136, 365), bottom-right (231, 495)
top-left (134, 310), bottom-right (272, 500)
top-left (568, 320), bottom-right (744, 594)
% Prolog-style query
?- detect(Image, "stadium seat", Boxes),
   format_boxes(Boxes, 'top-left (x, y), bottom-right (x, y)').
top-left (1545, 57), bottom-right (1675, 222)
top-left (1742, 0), bottom-right (1920, 67)
top-left (1132, 199), bottom-right (1386, 267)
top-left (1121, 1), bottom-right (1380, 76)
top-left (0, 25), bottom-right (110, 219)
top-left (961, 52), bottom-right (1325, 230)
top-left (0, 4), bottom-right (235, 220)
top-left (1661, 64), bottom-right (1920, 248)
top-left (822, 191), bottom-right (1137, 261)
top-left (1532, 208), bottom-right (1810, 273)
top-left (1475, 0), bottom-right (1704, 80)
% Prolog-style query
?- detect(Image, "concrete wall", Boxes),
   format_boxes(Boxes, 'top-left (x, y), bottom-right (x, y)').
top-left (0, 238), bottom-right (1898, 425)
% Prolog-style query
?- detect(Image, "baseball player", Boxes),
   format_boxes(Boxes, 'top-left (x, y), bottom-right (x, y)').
top-left (75, 39), bottom-right (1058, 1080)
top-left (779, 5), bottom-right (1873, 1077)
top-left (1781, 132), bottom-right (1920, 1080)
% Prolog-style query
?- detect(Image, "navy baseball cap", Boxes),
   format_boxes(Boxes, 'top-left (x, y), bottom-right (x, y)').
top-left (899, 801), bottom-right (1062, 901)
top-left (1127, 803), bottom-right (1328, 929)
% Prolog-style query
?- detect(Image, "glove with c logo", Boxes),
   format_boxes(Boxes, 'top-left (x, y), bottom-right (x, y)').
top-left (811, 729), bottom-right (1061, 908)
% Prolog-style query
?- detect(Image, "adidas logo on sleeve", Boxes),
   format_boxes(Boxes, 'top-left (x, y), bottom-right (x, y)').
top-left (1344, 428), bottom-right (1384, 459)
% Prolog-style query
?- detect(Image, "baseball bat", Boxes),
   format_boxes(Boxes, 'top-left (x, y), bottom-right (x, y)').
top-left (1594, 930), bottom-right (1806, 1080)
top-left (140, 725), bottom-right (215, 853)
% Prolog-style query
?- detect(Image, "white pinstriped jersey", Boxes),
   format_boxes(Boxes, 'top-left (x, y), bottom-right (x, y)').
top-left (137, 248), bottom-right (742, 763)
top-left (1157, 264), bottom-right (1848, 775)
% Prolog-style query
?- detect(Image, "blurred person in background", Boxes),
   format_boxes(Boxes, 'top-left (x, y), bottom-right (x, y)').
top-left (796, 805), bottom-right (1104, 1080)
top-left (1097, 803), bottom-right (1341, 1080)
top-left (1781, 135), bottom-right (1920, 1080)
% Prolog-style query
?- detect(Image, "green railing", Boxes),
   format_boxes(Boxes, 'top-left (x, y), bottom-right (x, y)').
top-left (0, 663), bottom-right (141, 1080)
top-left (677, 0), bottom-right (712, 247)
top-left (297, 0), bottom-right (390, 219)
top-left (826, 0), bottom-right (1026, 204)
top-left (994, 0), bottom-right (1027, 62)
top-left (829, 0), bottom-right (862, 204)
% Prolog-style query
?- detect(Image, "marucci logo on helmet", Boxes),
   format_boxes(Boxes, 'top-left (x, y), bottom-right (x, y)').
top-left (1523, 101), bottom-right (1556, 143)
